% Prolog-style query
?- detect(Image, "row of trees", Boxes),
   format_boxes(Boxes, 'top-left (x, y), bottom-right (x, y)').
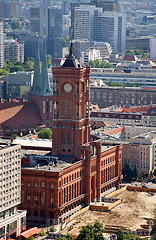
top-left (0, 55), bottom-right (52, 76)
top-left (87, 59), bottom-right (113, 68)
top-left (59, 223), bottom-right (142, 240)
top-left (104, 81), bottom-right (137, 87)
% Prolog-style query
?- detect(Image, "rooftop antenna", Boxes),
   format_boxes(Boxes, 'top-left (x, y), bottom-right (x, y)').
top-left (69, 25), bottom-right (74, 57)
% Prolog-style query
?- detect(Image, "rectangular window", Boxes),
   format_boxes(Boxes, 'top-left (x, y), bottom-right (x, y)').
top-left (43, 101), bottom-right (45, 114)
top-left (62, 132), bottom-right (66, 144)
top-left (67, 132), bottom-right (71, 144)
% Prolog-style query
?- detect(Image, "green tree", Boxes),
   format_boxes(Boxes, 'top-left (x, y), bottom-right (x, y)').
top-left (11, 20), bottom-right (21, 30)
top-left (123, 163), bottom-right (133, 181)
top-left (117, 230), bottom-right (124, 240)
top-left (11, 134), bottom-right (18, 138)
top-left (47, 54), bottom-right (52, 68)
top-left (77, 222), bottom-right (105, 240)
top-left (88, 59), bottom-right (112, 68)
top-left (77, 224), bottom-right (94, 240)
top-left (132, 167), bottom-right (139, 180)
top-left (12, 64), bottom-right (25, 72)
top-left (24, 57), bottom-right (34, 71)
top-left (93, 221), bottom-right (105, 240)
top-left (63, 36), bottom-right (70, 47)
top-left (49, 226), bottom-right (56, 232)
top-left (0, 68), bottom-right (9, 76)
top-left (39, 230), bottom-right (45, 236)
top-left (4, 60), bottom-right (14, 72)
top-left (38, 128), bottom-right (52, 139)
top-left (27, 236), bottom-right (35, 240)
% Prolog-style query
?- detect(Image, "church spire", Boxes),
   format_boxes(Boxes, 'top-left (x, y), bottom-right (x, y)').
top-left (30, 33), bottom-right (41, 94)
top-left (35, 37), bottom-right (52, 96)
top-left (40, 36), bottom-right (52, 96)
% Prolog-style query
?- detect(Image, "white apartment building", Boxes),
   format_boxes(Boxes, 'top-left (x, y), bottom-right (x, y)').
top-left (74, 5), bottom-right (99, 40)
top-left (80, 48), bottom-right (102, 65)
top-left (90, 42), bottom-right (112, 59)
top-left (122, 133), bottom-right (156, 175)
top-left (0, 140), bottom-right (26, 239)
top-left (0, 21), bottom-right (4, 68)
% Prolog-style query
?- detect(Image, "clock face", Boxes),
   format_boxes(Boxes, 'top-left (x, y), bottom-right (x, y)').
top-left (64, 83), bottom-right (72, 93)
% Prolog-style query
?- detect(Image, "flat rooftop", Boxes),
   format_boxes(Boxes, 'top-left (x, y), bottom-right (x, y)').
top-left (13, 137), bottom-right (52, 149)
top-left (22, 159), bottom-right (73, 172)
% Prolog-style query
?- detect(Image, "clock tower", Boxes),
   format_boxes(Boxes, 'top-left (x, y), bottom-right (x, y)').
top-left (52, 43), bottom-right (91, 160)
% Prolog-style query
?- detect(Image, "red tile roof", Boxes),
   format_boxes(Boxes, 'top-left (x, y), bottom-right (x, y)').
top-left (123, 55), bottom-right (138, 61)
top-left (0, 101), bottom-right (44, 129)
top-left (21, 227), bottom-right (41, 238)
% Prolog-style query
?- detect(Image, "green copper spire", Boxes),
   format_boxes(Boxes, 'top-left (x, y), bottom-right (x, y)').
top-left (30, 33), bottom-right (41, 94)
top-left (36, 37), bottom-right (52, 96)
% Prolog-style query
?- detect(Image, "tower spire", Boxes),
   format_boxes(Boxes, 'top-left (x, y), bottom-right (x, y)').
top-left (37, 36), bottom-right (52, 96)
top-left (30, 33), bottom-right (41, 94)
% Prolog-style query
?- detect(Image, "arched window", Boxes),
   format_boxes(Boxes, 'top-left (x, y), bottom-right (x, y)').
top-left (51, 181), bottom-right (54, 189)
top-left (34, 180), bottom-right (38, 187)
top-left (41, 191), bottom-right (45, 206)
top-left (27, 190), bottom-right (31, 196)
top-left (51, 193), bottom-right (54, 207)
top-left (34, 191), bottom-right (38, 197)
top-left (41, 181), bottom-right (45, 187)
top-left (27, 180), bottom-right (31, 187)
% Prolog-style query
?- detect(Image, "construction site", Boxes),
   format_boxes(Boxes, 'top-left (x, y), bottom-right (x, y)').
top-left (61, 188), bottom-right (156, 237)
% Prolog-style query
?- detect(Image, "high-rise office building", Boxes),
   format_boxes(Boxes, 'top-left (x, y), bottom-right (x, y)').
top-left (94, 10), bottom-right (126, 54)
top-left (48, 7), bottom-right (63, 59)
top-left (0, 21), bottom-right (4, 68)
top-left (30, 1), bottom-right (63, 59)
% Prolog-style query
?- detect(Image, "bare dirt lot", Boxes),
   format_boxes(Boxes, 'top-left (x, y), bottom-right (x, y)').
top-left (61, 190), bottom-right (156, 236)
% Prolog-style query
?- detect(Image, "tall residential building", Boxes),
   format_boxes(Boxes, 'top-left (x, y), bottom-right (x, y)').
top-left (0, 21), bottom-right (4, 68)
top-left (4, 39), bottom-right (24, 63)
top-left (74, 5), bottom-right (101, 41)
top-left (0, 139), bottom-right (27, 239)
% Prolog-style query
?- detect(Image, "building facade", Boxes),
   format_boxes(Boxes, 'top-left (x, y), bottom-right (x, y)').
top-left (19, 43), bottom-right (123, 227)
top-left (122, 134), bottom-right (156, 175)
top-left (0, 21), bottom-right (4, 68)
top-left (94, 10), bottom-right (126, 54)
top-left (126, 37), bottom-right (151, 51)
top-left (0, 140), bottom-right (26, 239)
top-left (80, 48), bottom-right (102, 65)
top-left (90, 86), bottom-right (156, 108)
top-left (4, 39), bottom-right (24, 63)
